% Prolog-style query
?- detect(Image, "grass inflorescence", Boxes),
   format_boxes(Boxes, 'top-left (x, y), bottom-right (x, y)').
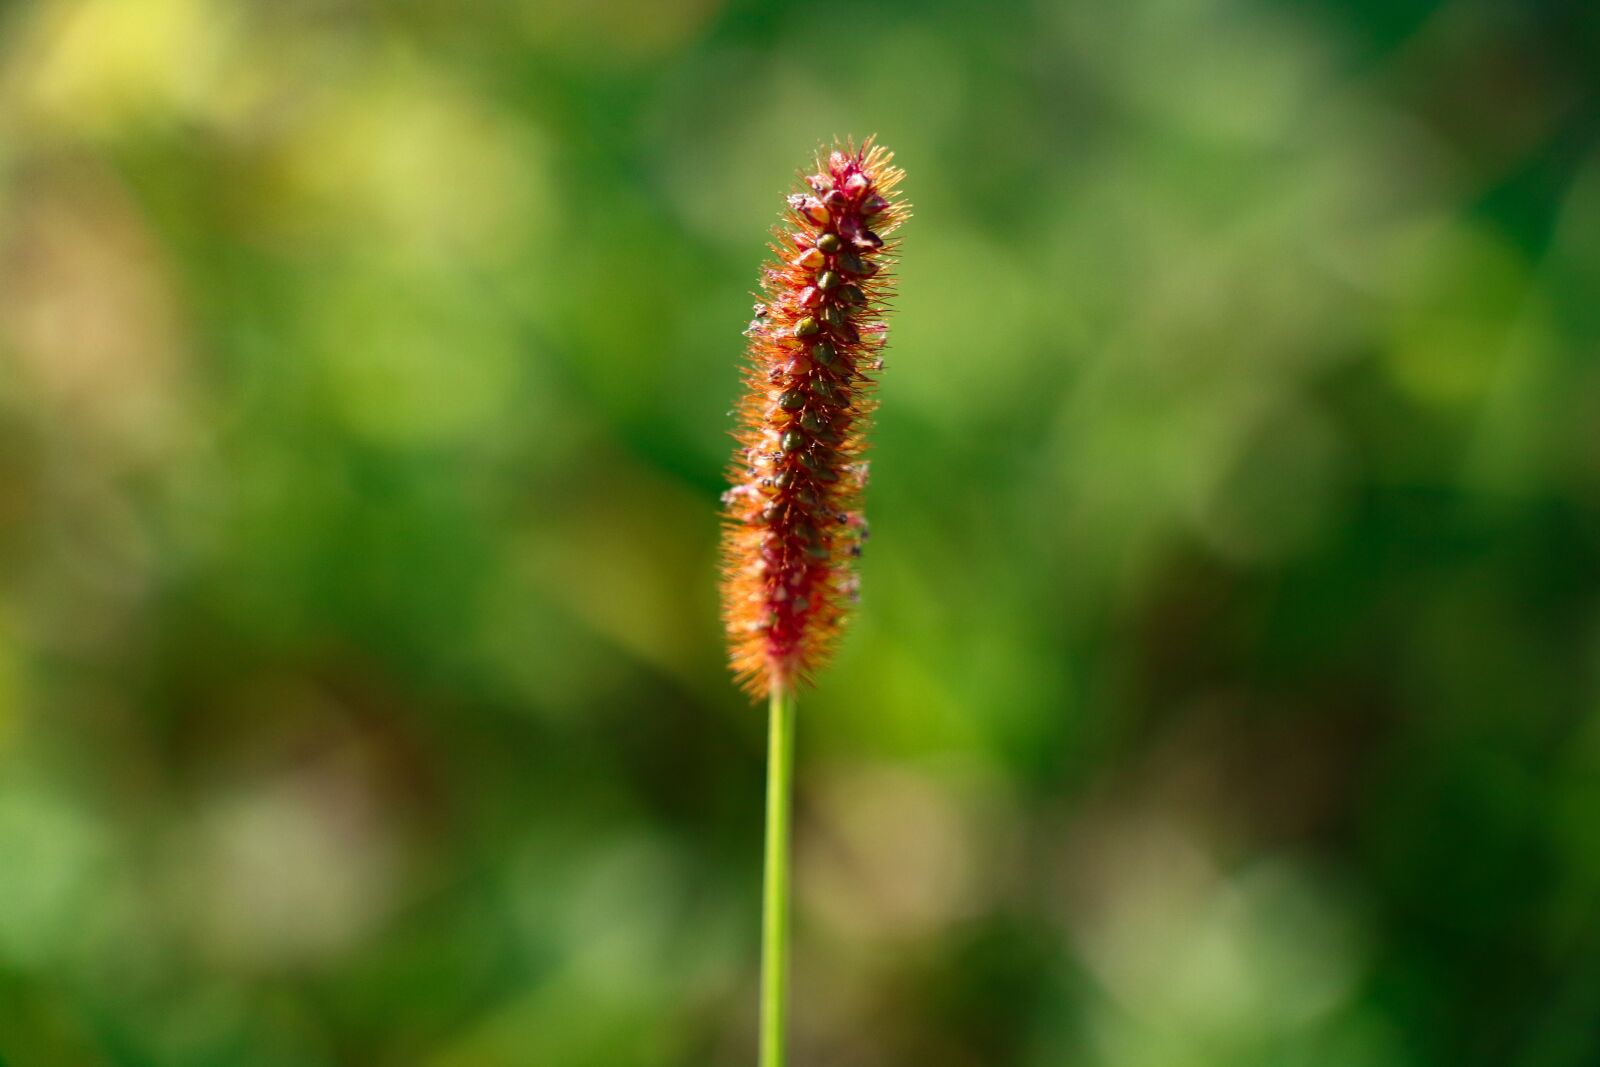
top-left (720, 138), bottom-right (909, 698)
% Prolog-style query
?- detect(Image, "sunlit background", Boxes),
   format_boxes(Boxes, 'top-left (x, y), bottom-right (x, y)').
top-left (1, 0), bottom-right (1598, 1063)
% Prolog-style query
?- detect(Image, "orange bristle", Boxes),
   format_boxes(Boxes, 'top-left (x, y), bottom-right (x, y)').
top-left (719, 138), bottom-right (910, 698)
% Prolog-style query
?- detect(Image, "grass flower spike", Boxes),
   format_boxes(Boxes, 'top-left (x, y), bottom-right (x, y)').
top-left (720, 138), bottom-right (907, 1067)
top-left (721, 138), bottom-right (909, 697)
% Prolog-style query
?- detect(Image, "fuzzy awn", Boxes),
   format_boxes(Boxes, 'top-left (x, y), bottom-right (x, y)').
top-left (720, 138), bottom-right (908, 696)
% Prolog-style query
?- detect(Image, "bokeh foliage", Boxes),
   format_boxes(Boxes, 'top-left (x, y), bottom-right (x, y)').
top-left (1, 0), bottom-right (1598, 1064)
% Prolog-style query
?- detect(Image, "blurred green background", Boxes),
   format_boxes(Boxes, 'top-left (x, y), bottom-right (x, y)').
top-left (1, 0), bottom-right (1598, 1064)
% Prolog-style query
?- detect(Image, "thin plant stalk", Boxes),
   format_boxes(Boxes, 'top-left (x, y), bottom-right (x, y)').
top-left (760, 680), bottom-right (796, 1067)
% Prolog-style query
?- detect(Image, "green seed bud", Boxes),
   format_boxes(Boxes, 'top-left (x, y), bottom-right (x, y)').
top-left (816, 270), bottom-right (839, 291)
top-left (823, 306), bottom-right (846, 328)
top-left (793, 317), bottom-right (821, 338)
top-left (779, 390), bottom-right (805, 411)
top-left (781, 430), bottom-right (804, 452)
top-left (816, 232), bottom-right (841, 254)
top-left (810, 341), bottom-right (836, 366)
top-left (838, 284), bottom-right (864, 306)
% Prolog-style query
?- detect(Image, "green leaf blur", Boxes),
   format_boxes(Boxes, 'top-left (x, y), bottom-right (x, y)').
top-left (0, 0), bottom-right (1597, 1064)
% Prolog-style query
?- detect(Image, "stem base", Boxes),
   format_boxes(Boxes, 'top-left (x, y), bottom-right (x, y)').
top-left (760, 682), bottom-right (796, 1067)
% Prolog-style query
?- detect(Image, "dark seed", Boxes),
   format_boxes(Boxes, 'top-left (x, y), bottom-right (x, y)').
top-left (838, 284), bottom-right (864, 305)
top-left (840, 216), bottom-right (883, 249)
top-left (801, 411), bottom-right (826, 432)
top-left (816, 232), bottom-right (841, 254)
top-left (781, 430), bottom-right (804, 452)
top-left (836, 251), bottom-right (866, 275)
top-left (775, 471), bottom-right (795, 488)
top-left (810, 340), bottom-right (836, 366)
top-left (816, 270), bottom-right (839, 291)
top-left (800, 448), bottom-right (834, 472)
top-left (823, 306), bottom-right (846, 328)
top-left (779, 390), bottom-right (806, 411)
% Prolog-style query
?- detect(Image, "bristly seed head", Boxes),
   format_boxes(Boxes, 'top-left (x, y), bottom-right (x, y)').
top-left (719, 137), bottom-right (909, 698)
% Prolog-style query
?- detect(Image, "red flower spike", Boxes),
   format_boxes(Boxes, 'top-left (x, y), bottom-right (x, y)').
top-left (720, 137), bottom-right (910, 698)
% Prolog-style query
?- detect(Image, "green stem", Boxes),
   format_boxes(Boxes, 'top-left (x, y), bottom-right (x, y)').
top-left (760, 680), bottom-right (796, 1067)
